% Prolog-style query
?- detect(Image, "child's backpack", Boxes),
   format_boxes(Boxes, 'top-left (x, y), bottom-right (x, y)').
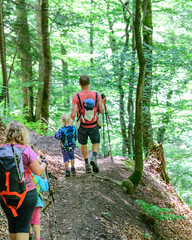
top-left (76, 92), bottom-right (99, 129)
top-left (61, 126), bottom-right (76, 151)
top-left (0, 144), bottom-right (28, 217)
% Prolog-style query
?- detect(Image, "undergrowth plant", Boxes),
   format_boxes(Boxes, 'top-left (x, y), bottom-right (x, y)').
top-left (135, 199), bottom-right (187, 222)
top-left (1, 111), bottom-right (47, 135)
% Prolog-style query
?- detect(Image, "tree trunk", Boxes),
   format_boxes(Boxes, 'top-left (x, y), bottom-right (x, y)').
top-left (127, 0), bottom-right (136, 158)
top-left (61, 41), bottom-right (70, 109)
top-left (16, 0), bottom-right (34, 120)
top-left (41, 0), bottom-right (52, 122)
top-left (106, 0), bottom-right (129, 155)
top-left (118, 6), bottom-right (131, 155)
top-left (142, 0), bottom-right (153, 156)
top-left (122, 0), bottom-right (146, 193)
top-left (35, 0), bottom-right (44, 121)
top-left (90, 0), bottom-right (94, 66)
top-left (0, 1), bottom-right (9, 104)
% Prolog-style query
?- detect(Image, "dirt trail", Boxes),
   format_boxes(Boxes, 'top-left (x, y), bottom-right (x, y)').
top-left (0, 131), bottom-right (192, 240)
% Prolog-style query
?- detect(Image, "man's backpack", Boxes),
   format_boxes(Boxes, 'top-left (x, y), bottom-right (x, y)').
top-left (76, 92), bottom-right (99, 128)
top-left (0, 144), bottom-right (28, 217)
top-left (61, 126), bottom-right (76, 151)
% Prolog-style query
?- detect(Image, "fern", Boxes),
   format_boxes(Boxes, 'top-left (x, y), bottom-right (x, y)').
top-left (135, 199), bottom-right (187, 222)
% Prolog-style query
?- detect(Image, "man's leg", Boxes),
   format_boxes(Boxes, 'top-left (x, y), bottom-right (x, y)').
top-left (81, 144), bottom-right (91, 173)
top-left (81, 144), bottom-right (88, 159)
top-left (78, 127), bottom-right (91, 173)
top-left (89, 127), bottom-right (100, 173)
top-left (92, 143), bottom-right (99, 153)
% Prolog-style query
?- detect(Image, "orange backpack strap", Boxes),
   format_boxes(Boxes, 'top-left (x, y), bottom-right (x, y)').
top-left (1, 186), bottom-right (28, 217)
top-left (27, 167), bottom-right (38, 188)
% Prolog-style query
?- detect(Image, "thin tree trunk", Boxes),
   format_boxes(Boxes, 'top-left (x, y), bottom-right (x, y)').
top-left (16, 0), bottom-right (34, 120)
top-left (61, 41), bottom-right (70, 109)
top-left (0, 1), bottom-right (9, 104)
top-left (127, 24), bottom-right (136, 157)
top-left (106, 0), bottom-right (129, 155)
top-left (122, 0), bottom-right (146, 193)
top-left (118, 6), bottom-right (131, 155)
top-left (131, 0), bottom-right (146, 186)
top-left (41, 0), bottom-right (52, 122)
top-left (142, 0), bottom-right (153, 156)
top-left (90, 0), bottom-right (94, 66)
top-left (35, 0), bottom-right (44, 121)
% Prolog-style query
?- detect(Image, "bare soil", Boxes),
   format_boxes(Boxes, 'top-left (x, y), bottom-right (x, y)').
top-left (0, 128), bottom-right (192, 240)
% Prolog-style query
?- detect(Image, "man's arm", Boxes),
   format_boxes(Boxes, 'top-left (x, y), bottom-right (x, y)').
top-left (98, 97), bottom-right (106, 114)
top-left (70, 104), bottom-right (78, 122)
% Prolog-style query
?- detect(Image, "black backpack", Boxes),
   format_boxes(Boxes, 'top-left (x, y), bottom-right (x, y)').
top-left (0, 144), bottom-right (28, 217)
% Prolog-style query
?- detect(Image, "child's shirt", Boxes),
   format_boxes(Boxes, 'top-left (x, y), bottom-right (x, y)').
top-left (55, 125), bottom-right (77, 152)
top-left (33, 174), bottom-right (49, 208)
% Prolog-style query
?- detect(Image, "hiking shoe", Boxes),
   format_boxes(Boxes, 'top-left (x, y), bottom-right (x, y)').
top-left (85, 164), bottom-right (92, 174)
top-left (65, 169), bottom-right (70, 177)
top-left (90, 156), bottom-right (99, 173)
top-left (71, 167), bottom-right (76, 175)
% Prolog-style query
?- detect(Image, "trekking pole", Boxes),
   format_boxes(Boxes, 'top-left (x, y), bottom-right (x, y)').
top-left (105, 106), bottom-right (113, 161)
top-left (101, 94), bottom-right (106, 157)
top-left (101, 94), bottom-right (113, 161)
top-left (42, 156), bottom-right (59, 240)
top-left (102, 108), bottom-right (106, 157)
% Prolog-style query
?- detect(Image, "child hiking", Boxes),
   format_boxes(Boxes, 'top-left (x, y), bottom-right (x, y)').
top-left (29, 174), bottom-right (49, 240)
top-left (55, 113), bottom-right (77, 177)
top-left (0, 121), bottom-right (47, 240)
top-left (70, 75), bottom-right (106, 174)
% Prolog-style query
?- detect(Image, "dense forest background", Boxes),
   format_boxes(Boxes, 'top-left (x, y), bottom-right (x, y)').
top-left (0, 0), bottom-right (191, 206)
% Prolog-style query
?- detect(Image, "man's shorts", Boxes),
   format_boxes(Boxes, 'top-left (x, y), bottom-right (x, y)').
top-left (78, 125), bottom-right (100, 145)
top-left (62, 151), bottom-right (75, 162)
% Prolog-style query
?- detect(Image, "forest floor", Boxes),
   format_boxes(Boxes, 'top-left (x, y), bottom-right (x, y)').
top-left (0, 125), bottom-right (192, 240)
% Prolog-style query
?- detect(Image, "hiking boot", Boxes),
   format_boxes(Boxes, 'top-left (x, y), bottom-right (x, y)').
top-left (71, 167), bottom-right (76, 175)
top-left (90, 156), bottom-right (99, 173)
top-left (65, 169), bottom-right (70, 177)
top-left (85, 164), bottom-right (92, 174)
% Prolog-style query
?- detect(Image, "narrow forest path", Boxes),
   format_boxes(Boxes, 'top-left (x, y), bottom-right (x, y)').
top-left (0, 129), bottom-right (192, 240)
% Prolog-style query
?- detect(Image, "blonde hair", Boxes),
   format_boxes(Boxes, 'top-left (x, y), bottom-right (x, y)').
top-left (4, 121), bottom-right (30, 145)
top-left (61, 113), bottom-right (71, 127)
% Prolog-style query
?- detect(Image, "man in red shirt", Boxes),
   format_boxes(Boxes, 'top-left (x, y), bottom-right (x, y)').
top-left (70, 75), bottom-right (106, 173)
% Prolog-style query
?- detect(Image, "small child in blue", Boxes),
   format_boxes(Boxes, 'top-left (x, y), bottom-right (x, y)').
top-left (55, 113), bottom-right (77, 177)
top-left (30, 174), bottom-right (49, 240)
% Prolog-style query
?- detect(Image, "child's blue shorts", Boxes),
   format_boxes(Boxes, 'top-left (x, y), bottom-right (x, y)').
top-left (62, 151), bottom-right (75, 162)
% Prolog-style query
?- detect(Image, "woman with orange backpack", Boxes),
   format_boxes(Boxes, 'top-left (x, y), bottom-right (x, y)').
top-left (0, 121), bottom-right (47, 240)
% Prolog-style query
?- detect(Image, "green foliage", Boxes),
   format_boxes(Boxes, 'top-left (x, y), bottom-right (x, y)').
top-left (1, 109), bottom-right (47, 135)
top-left (135, 200), bottom-right (187, 222)
top-left (124, 158), bottom-right (135, 171)
top-left (142, 232), bottom-right (151, 239)
top-left (165, 144), bottom-right (192, 206)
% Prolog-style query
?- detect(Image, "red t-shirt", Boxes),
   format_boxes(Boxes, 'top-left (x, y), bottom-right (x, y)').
top-left (72, 90), bottom-right (101, 128)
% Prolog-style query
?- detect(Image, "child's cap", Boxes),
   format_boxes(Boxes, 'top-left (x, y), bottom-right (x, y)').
top-left (84, 99), bottom-right (95, 110)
